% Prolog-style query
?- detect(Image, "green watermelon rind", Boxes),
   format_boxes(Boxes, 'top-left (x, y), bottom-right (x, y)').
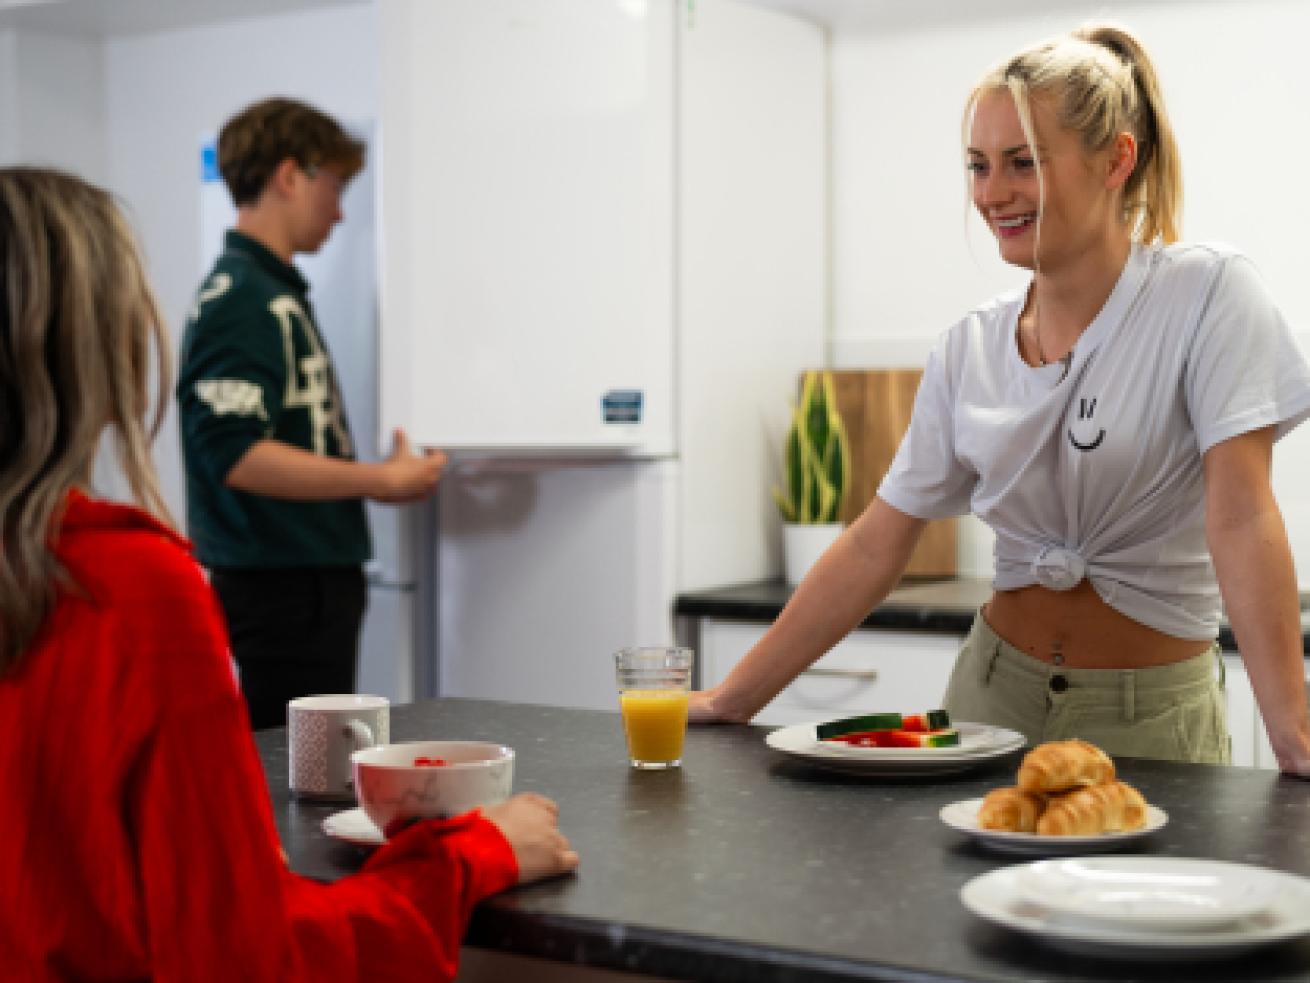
top-left (815, 709), bottom-right (951, 740)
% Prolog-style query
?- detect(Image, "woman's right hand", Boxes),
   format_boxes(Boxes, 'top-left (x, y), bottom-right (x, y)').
top-left (687, 688), bottom-right (721, 724)
top-left (687, 685), bottom-right (750, 725)
top-left (482, 793), bottom-right (579, 884)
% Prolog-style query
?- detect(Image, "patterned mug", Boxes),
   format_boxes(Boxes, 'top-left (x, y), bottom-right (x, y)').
top-left (288, 694), bottom-right (390, 801)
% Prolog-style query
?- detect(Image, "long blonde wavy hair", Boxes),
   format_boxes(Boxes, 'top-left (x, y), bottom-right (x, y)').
top-left (965, 22), bottom-right (1183, 245)
top-left (0, 167), bottom-right (172, 674)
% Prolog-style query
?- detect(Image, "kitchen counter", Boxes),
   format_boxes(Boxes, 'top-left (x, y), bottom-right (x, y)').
top-left (259, 697), bottom-right (1310, 982)
top-left (674, 577), bottom-right (1310, 654)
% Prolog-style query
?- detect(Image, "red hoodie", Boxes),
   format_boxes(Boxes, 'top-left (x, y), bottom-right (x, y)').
top-left (0, 493), bottom-right (517, 981)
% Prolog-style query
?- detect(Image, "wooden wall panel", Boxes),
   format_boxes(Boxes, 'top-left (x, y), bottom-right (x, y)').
top-left (824, 369), bottom-right (957, 578)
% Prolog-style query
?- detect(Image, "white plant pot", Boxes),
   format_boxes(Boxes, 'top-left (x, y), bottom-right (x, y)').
top-left (783, 522), bottom-right (844, 586)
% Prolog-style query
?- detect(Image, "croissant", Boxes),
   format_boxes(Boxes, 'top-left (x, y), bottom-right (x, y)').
top-left (1035, 780), bottom-right (1148, 836)
top-left (1016, 739), bottom-right (1114, 793)
top-left (977, 786), bottom-right (1047, 833)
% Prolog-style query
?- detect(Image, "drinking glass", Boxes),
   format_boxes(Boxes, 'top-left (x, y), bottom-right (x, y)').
top-left (614, 646), bottom-right (694, 769)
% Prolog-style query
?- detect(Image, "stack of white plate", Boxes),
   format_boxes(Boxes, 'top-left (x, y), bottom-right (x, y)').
top-left (961, 856), bottom-right (1310, 959)
top-left (765, 721), bottom-right (1025, 776)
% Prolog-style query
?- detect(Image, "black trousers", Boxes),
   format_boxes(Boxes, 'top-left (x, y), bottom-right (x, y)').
top-left (210, 565), bottom-right (368, 730)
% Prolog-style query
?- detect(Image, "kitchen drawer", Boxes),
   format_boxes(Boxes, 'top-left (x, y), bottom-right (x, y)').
top-left (700, 619), bottom-right (962, 727)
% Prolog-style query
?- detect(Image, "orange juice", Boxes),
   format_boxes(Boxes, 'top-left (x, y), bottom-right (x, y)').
top-left (620, 689), bottom-right (690, 766)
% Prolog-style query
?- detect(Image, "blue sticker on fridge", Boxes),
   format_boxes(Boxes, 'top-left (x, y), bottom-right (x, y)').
top-left (602, 389), bottom-right (643, 424)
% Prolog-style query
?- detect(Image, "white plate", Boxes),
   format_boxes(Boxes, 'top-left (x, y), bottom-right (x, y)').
top-left (961, 859), bottom-right (1310, 961)
top-left (322, 806), bottom-right (385, 847)
top-left (940, 798), bottom-right (1167, 856)
top-left (1013, 857), bottom-right (1280, 931)
top-left (766, 722), bottom-right (1025, 777)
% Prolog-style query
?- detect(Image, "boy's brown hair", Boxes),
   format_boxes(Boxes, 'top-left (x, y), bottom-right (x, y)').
top-left (217, 97), bottom-right (365, 207)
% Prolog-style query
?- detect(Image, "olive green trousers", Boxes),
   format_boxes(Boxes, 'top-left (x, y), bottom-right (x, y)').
top-left (942, 612), bottom-right (1231, 764)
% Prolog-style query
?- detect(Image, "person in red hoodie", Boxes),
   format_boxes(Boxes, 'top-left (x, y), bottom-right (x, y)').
top-left (0, 166), bottom-right (580, 982)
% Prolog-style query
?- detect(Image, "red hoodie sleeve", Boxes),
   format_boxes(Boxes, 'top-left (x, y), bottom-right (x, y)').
top-left (302, 815), bottom-right (519, 981)
top-left (128, 573), bottom-right (518, 982)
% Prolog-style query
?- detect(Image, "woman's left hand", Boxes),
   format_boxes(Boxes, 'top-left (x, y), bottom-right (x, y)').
top-left (1270, 721), bottom-right (1310, 778)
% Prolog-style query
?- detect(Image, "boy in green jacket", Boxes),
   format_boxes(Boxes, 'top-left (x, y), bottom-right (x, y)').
top-left (178, 97), bottom-right (444, 729)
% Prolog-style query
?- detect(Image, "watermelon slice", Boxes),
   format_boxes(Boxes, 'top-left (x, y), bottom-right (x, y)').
top-left (879, 727), bottom-right (960, 748)
top-left (899, 712), bottom-right (951, 733)
top-left (816, 709), bottom-right (950, 741)
top-left (826, 727), bottom-right (960, 749)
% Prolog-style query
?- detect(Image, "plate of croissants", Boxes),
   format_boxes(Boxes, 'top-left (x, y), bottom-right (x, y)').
top-left (939, 738), bottom-right (1167, 855)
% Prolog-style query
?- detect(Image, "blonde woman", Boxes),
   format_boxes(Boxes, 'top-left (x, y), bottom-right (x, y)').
top-left (691, 24), bottom-right (1310, 775)
top-left (0, 168), bottom-right (577, 981)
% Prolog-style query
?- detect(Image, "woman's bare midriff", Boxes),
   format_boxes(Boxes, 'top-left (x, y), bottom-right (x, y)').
top-left (982, 580), bottom-right (1212, 669)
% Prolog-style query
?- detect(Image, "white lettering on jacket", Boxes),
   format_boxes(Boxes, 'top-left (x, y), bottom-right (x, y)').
top-left (268, 295), bottom-right (352, 457)
top-left (195, 379), bottom-right (268, 421)
top-left (189, 271), bottom-right (233, 322)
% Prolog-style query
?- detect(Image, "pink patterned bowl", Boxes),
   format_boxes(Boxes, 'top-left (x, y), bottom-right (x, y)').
top-left (351, 740), bottom-right (514, 834)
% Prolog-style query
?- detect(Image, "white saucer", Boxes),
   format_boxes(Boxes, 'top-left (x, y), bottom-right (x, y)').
top-left (940, 798), bottom-right (1167, 856)
top-left (961, 858), bottom-right (1310, 960)
top-left (1014, 856), bottom-right (1280, 931)
top-left (322, 806), bottom-right (385, 847)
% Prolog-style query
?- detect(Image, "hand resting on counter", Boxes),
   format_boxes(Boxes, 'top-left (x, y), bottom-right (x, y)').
top-left (687, 687), bottom-right (750, 725)
top-left (482, 793), bottom-right (580, 883)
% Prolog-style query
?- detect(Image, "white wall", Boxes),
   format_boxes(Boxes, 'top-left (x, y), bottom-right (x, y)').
top-left (0, 32), bottom-right (16, 164)
top-left (14, 30), bottom-right (106, 183)
top-left (677, 0), bottom-right (827, 590)
top-left (102, 3), bottom-right (379, 518)
top-left (0, 29), bottom-right (106, 180)
top-left (827, 0), bottom-right (1310, 576)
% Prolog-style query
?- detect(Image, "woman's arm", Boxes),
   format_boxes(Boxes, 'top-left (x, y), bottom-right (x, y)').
top-left (689, 497), bottom-right (926, 723)
top-left (1204, 426), bottom-right (1310, 776)
top-left (132, 570), bottom-right (538, 982)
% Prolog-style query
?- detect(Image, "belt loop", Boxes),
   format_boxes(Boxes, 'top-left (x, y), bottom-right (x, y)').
top-left (1121, 670), bottom-right (1135, 723)
top-left (1215, 646), bottom-right (1227, 687)
top-left (978, 638), bottom-right (1001, 686)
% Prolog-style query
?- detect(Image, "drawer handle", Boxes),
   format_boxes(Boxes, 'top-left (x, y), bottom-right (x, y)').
top-left (800, 667), bottom-right (878, 682)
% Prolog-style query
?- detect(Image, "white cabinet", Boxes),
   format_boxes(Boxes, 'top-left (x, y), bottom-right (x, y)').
top-left (701, 619), bottom-right (963, 727)
top-left (379, 0), bottom-right (675, 453)
top-left (1222, 653), bottom-right (1257, 768)
top-left (377, 0), bottom-right (825, 458)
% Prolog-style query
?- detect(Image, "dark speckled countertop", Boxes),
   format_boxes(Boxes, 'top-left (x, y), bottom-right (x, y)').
top-left (260, 697), bottom-right (1310, 982)
top-left (674, 576), bottom-right (1310, 654)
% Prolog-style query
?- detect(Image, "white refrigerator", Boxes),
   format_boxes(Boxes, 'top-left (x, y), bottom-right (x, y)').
top-left (378, 0), bottom-right (828, 711)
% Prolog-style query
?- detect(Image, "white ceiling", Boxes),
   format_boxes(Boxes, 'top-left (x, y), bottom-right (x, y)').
top-left (0, 0), bottom-right (367, 36)
top-left (0, 0), bottom-right (1169, 38)
top-left (730, 0), bottom-right (1155, 33)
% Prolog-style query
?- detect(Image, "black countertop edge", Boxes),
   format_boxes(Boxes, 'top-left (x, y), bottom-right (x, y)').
top-left (465, 908), bottom-right (962, 983)
top-left (674, 577), bottom-right (1276, 653)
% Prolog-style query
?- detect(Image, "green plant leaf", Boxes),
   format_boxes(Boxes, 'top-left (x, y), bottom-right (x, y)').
top-left (771, 486), bottom-right (796, 523)
top-left (778, 369), bottom-right (851, 525)
top-left (783, 412), bottom-right (804, 518)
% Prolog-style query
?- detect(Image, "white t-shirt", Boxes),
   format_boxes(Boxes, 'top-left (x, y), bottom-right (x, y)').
top-left (877, 241), bottom-right (1310, 640)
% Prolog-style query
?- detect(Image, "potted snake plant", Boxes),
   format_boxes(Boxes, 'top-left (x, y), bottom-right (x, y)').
top-left (772, 370), bottom-right (851, 585)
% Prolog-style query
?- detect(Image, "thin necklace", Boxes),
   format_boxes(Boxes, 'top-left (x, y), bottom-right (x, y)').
top-left (1030, 298), bottom-right (1073, 379)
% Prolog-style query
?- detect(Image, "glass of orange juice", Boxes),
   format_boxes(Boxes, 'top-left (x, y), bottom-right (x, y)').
top-left (615, 647), bottom-right (694, 769)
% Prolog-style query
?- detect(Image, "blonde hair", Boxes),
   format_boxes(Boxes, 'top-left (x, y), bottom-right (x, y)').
top-left (965, 23), bottom-right (1182, 245)
top-left (0, 167), bottom-right (172, 673)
